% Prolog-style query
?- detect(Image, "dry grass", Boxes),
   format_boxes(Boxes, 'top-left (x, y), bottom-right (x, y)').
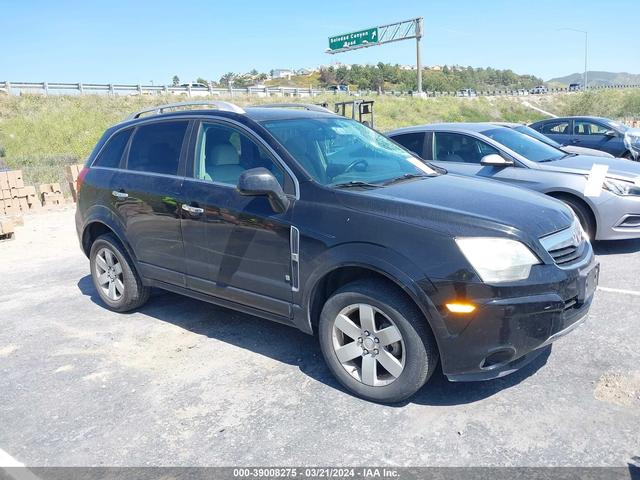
top-left (0, 89), bottom-right (637, 187)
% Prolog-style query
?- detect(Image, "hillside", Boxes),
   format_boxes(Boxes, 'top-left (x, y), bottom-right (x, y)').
top-left (0, 88), bottom-right (638, 190)
top-left (548, 71), bottom-right (640, 87)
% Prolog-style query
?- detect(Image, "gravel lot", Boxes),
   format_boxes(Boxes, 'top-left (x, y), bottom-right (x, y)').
top-left (0, 207), bottom-right (639, 467)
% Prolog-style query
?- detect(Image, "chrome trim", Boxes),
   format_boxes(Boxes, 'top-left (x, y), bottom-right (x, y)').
top-left (539, 309), bottom-right (588, 348)
top-left (539, 219), bottom-right (591, 269)
top-left (111, 190), bottom-right (128, 199)
top-left (181, 204), bottom-right (204, 214)
top-left (540, 221), bottom-right (583, 252)
top-left (290, 226), bottom-right (300, 292)
top-left (127, 100), bottom-right (245, 119)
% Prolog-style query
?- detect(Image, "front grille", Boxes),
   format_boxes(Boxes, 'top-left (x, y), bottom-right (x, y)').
top-left (540, 220), bottom-right (587, 268)
top-left (548, 241), bottom-right (586, 266)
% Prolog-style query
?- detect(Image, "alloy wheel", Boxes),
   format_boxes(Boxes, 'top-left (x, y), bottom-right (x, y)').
top-left (331, 303), bottom-right (406, 387)
top-left (95, 247), bottom-right (124, 301)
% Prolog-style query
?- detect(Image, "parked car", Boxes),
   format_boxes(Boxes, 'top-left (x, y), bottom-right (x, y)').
top-left (456, 89), bottom-right (477, 97)
top-left (530, 116), bottom-right (640, 160)
top-left (530, 85), bottom-right (548, 94)
top-left (492, 122), bottom-right (614, 158)
top-left (569, 83), bottom-right (582, 91)
top-left (174, 82), bottom-right (214, 97)
top-left (76, 102), bottom-right (598, 403)
top-left (387, 123), bottom-right (640, 240)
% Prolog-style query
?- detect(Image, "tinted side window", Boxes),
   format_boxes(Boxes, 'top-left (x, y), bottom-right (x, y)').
top-left (574, 121), bottom-right (608, 135)
top-left (127, 121), bottom-right (188, 175)
top-left (540, 121), bottom-right (569, 135)
top-left (392, 133), bottom-right (426, 158)
top-left (194, 122), bottom-right (285, 187)
top-left (433, 132), bottom-right (499, 164)
top-left (93, 129), bottom-right (132, 168)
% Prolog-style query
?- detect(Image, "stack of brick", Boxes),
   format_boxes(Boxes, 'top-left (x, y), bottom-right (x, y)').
top-left (39, 183), bottom-right (65, 207)
top-left (0, 170), bottom-right (41, 216)
top-left (0, 217), bottom-right (15, 242)
top-left (64, 164), bottom-right (85, 202)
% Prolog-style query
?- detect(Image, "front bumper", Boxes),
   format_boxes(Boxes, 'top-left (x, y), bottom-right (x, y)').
top-left (594, 192), bottom-right (640, 240)
top-left (428, 248), bottom-right (599, 382)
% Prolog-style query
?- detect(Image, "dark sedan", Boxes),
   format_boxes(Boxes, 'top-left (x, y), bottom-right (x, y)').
top-left (530, 116), bottom-right (640, 160)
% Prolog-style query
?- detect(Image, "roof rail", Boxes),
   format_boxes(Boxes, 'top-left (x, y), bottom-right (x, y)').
top-left (126, 100), bottom-right (245, 120)
top-left (254, 103), bottom-right (334, 114)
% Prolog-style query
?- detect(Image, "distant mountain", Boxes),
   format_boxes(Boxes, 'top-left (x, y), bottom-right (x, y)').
top-left (548, 71), bottom-right (640, 87)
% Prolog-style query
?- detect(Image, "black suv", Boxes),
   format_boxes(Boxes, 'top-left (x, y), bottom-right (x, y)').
top-left (76, 101), bottom-right (599, 402)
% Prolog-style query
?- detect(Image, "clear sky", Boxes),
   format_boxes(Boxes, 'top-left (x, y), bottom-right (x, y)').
top-left (1, 0), bottom-right (638, 84)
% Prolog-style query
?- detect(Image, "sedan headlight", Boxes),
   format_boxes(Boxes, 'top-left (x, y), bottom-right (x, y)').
top-left (603, 178), bottom-right (640, 196)
top-left (455, 237), bottom-right (540, 283)
top-left (624, 132), bottom-right (640, 149)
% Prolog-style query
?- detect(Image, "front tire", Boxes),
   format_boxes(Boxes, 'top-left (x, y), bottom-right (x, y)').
top-left (89, 233), bottom-right (150, 312)
top-left (559, 196), bottom-right (596, 240)
top-left (318, 280), bottom-right (439, 403)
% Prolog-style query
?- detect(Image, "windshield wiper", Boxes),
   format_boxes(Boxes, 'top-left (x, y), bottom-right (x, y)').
top-left (332, 180), bottom-right (382, 189)
top-left (539, 153), bottom-right (577, 163)
top-left (382, 173), bottom-right (431, 186)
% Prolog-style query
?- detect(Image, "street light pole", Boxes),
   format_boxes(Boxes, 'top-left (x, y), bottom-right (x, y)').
top-left (560, 28), bottom-right (588, 90)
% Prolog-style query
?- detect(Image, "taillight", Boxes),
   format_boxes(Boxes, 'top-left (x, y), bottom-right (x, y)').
top-left (76, 166), bottom-right (89, 194)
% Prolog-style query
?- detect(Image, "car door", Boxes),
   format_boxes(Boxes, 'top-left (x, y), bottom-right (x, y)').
top-left (572, 120), bottom-right (624, 156)
top-left (110, 119), bottom-right (190, 286)
top-left (180, 119), bottom-right (295, 318)
top-left (429, 131), bottom-right (524, 185)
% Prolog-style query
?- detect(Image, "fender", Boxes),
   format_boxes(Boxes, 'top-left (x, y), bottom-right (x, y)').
top-left (296, 242), bottom-right (450, 347)
top-left (80, 204), bottom-right (139, 268)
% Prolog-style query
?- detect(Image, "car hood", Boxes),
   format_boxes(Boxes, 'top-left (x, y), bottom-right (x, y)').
top-left (336, 173), bottom-right (573, 240)
top-left (541, 155), bottom-right (640, 181)
top-left (561, 145), bottom-right (614, 158)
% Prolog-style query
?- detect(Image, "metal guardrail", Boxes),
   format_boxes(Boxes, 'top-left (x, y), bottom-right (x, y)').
top-left (1, 81), bottom-right (639, 98)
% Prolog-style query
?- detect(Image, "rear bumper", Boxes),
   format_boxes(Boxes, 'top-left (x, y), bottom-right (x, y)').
top-left (428, 249), bottom-right (599, 382)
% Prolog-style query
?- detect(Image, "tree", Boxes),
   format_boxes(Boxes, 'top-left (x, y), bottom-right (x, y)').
top-left (195, 77), bottom-right (209, 86)
top-left (172, 75), bottom-right (180, 86)
top-left (219, 72), bottom-right (235, 87)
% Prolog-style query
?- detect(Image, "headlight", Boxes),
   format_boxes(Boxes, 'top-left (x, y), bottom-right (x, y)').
top-left (624, 132), bottom-right (640, 149)
top-left (455, 237), bottom-right (540, 283)
top-left (603, 178), bottom-right (640, 196)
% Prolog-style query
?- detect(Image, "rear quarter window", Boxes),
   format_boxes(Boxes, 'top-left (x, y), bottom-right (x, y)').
top-left (93, 129), bottom-right (132, 168)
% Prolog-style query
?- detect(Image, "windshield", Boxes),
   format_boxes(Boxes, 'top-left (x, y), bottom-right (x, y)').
top-left (480, 127), bottom-right (566, 162)
top-left (513, 125), bottom-right (562, 148)
top-left (262, 117), bottom-right (436, 186)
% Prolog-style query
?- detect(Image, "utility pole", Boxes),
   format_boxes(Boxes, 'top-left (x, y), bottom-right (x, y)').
top-left (416, 17), bottom-right (423, 95)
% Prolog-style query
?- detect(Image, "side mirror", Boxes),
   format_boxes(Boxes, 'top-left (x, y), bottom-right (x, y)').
top-left (604, 130), bottom-right (617, 137)
top-left (237, 167), bottom-right (290, 213)
top-left (480, 154), bottom-right (514, 167)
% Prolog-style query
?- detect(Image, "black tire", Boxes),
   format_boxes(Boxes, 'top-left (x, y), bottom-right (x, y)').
top-left (89, 233), bottom-right (150, 312)
top-left (557, 196), bottom-right (596, 240)
top-left (318, 279), bottom-right (439, 403)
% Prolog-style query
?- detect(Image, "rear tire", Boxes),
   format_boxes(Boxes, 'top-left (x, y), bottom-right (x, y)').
top-left (89, 233), bottom-right (150, 312)
top-left (318, 279), bottom-right (439, 403)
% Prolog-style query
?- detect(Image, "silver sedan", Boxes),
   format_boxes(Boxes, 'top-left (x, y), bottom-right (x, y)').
top-left (387, 123), bottom-right (640, 240)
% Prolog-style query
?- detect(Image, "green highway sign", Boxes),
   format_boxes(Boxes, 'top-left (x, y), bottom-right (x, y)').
top-left (329, 27), bottom-right (379, 51)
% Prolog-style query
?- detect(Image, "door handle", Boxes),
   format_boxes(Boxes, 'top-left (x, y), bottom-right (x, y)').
top-left (182, 203), bottom-right (204, 215)
top-left (112, 190), bottom-right (128, 199)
